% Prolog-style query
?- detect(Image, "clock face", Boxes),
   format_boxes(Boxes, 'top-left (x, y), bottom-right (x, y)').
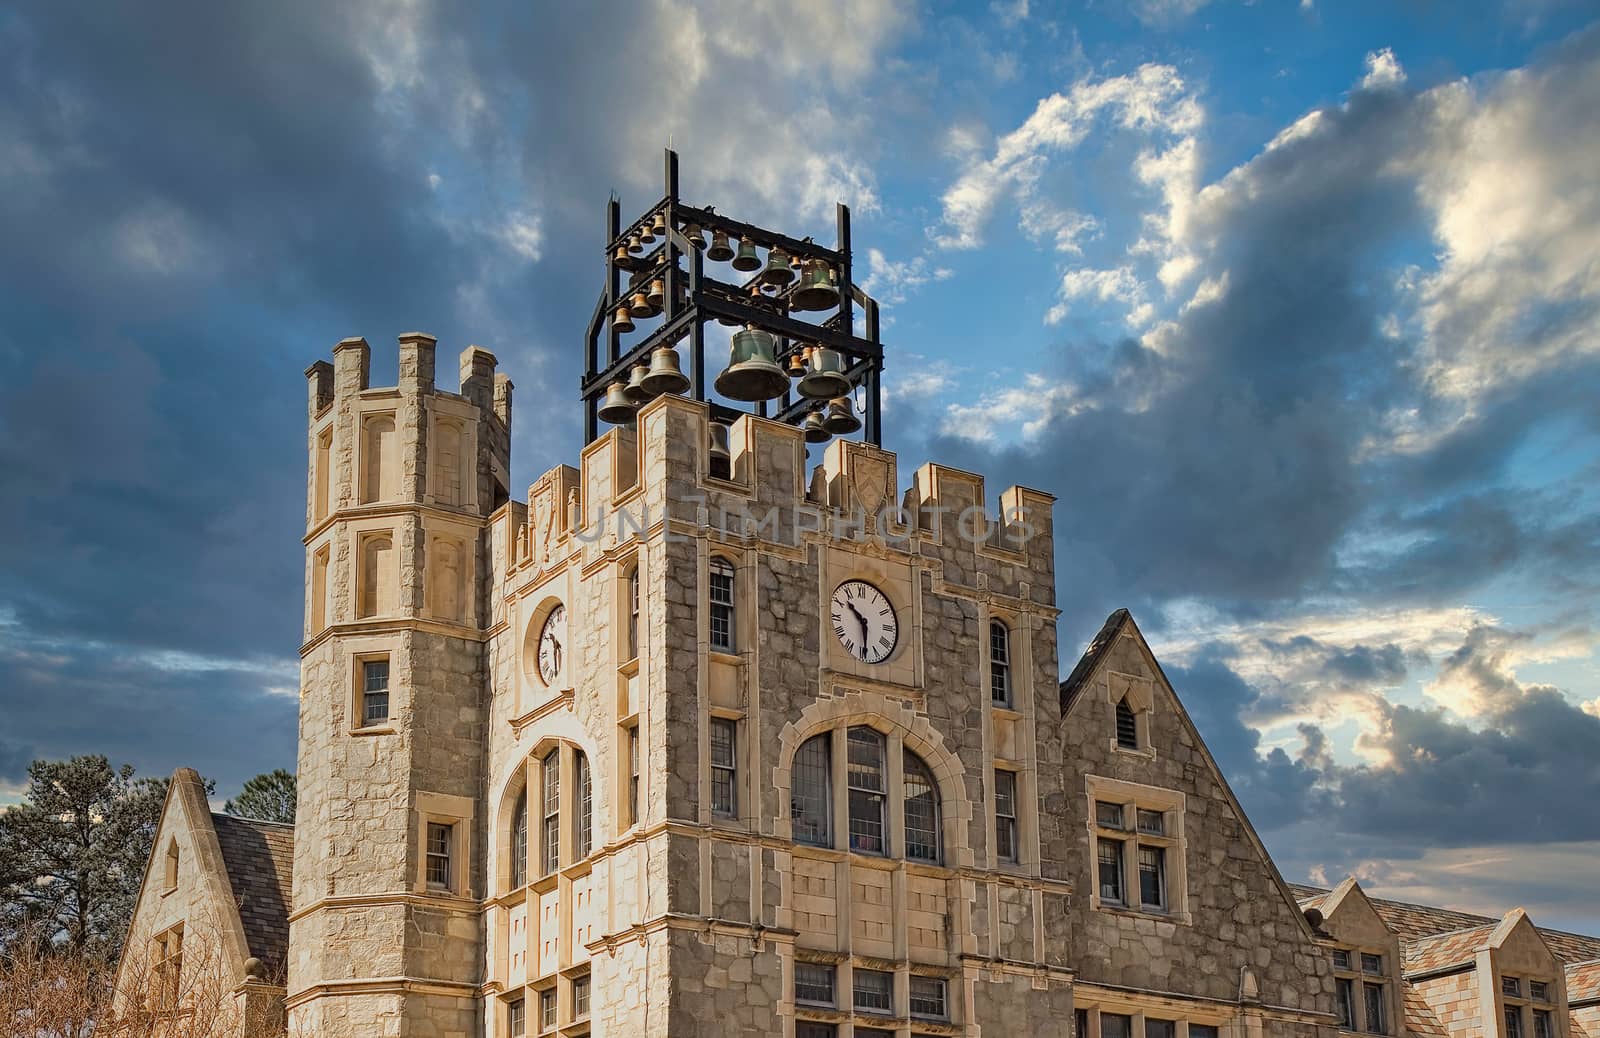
top-left (537, 605), bottom-right (566, 684)
top-left (830, 580), bottom-right (898, 663)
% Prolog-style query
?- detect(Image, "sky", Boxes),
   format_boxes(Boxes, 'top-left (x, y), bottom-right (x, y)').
top-left (2, 0), bottom-right (1599, 933)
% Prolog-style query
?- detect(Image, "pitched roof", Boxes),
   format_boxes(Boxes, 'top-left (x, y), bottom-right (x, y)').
top-left (1292, 882), bottom-right (1600, 970)
top-left (210, 814), bottom-right (295, 974)
top-left (1403, 986), bottom-right (1451, 1038)
top-left (1059, 608), bottom-right (1130, 713)
top-left (1404, 923), bottom-right (1498, 975)
top-left (1568, 959), bottom-right (1600, 1005)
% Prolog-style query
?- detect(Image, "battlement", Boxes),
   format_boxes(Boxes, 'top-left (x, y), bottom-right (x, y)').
top-left (497, 393), bottom-right (1054, 606)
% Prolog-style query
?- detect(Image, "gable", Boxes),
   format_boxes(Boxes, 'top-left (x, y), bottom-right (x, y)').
top-left (1321, 878), bottom-right (1402, 952)
top-left (1056, 609), bottom-right (1332, 1010)
top-left (1493, 910), bottom-right (1562, 978)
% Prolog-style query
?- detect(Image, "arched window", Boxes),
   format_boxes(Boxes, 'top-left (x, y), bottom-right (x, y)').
top-left (847, 728), bottom-right (887, 855)
top-left (989, 620), bottom-right (1012, 706)
top-left (791, 734), bottom-right (832, 847)
top-left (510, 790), bottom-right (528, 889)
top-left (163, 840), bottom-right (180, 891)
top-left (358, 534), bottom-right (394, 618)
top-left (1116, 697), bottom-right (1139, 749)
top-left (626, 565), bottom-right (640, 659)
top-left (573, 750), bottom-right (593, 860)
top-left (361, 414), bottom-right (396, 503)
top-left (903, 750), bottom-right (941, 863)
top-left (541, 749), bottom-right (560, 875)
top-left (708, 558), bottom-right (735, 652)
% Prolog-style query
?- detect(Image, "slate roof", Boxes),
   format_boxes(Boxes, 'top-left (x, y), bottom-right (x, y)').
top-left (1403, 923), bottom-right (1499, 975)
top-left (1291, 882), bottom-right (1600, 973)
top-left (1060, 608), bottom-right (1130, 713)
top-left (210, 814), bottom-right (294, 974)
top-left (1568, 960), bottom-right (1600, 1005)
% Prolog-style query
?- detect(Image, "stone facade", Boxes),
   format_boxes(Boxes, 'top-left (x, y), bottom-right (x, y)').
top-left (117, 335), bottom-right (1599, 1038)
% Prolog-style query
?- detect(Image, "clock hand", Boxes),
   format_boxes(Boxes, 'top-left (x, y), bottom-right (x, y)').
top-left (846, 602), bottom-right (869, 642)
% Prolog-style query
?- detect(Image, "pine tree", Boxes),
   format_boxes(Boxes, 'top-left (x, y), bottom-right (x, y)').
top-left (224, 768), bottom-right (297, 825)
top-left (0, 755), bottom-right (195, 960)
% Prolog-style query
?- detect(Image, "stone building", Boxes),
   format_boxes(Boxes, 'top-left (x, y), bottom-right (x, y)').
top-left (118, 335), bottom-right (1599, 1038)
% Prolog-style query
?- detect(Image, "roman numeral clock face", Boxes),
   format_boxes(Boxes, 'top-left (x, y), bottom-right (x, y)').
top-left (830, 580), bottom-right (898, 663)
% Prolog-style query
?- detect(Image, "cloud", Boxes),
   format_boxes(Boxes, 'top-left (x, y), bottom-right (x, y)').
top-left (1359, 48), bottom-right (1407, 91)
top-left (862, 248), bottom-right (954, 306)
top-left (1129, 0), bottom-right (1211, 27)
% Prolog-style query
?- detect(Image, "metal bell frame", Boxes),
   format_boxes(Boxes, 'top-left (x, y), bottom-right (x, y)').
top-left (583, 149), bottom-right (884, 445)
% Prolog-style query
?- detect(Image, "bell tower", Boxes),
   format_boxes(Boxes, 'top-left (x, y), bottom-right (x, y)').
top-left (292, 334), bottom-right (511, 1036)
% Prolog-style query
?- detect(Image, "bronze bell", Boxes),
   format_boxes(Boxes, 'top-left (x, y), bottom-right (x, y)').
top-left (686, 223), bottom-right (707, 250)
top-left (627, 233), bottom-right (645, 257)
top-left (613, 243), bottom-right (638, 271)
top-left (714, 326), bottom-right (789, 402)
top-left (802, 409), bottom-right (830, 444)
top-left (797, 347), bottom-right (850, 400)
top-left (628, 290), bottom-right (653, 319)
top-left (651, 212), bottom-right (666, 238)
top-left (637, 219), bottom-right (655, 245)
top-left (612, 304), bottom-right (635, 334)
top-left (823, 396), bottom-right (862, 435)
top-left (624, 362), bottom-right (652, 404)
top-left (791, 260), bottom-right (837, 311)
top-left (731, 238), bottom-right (761, 272)
top-left (598, 381), bottom-right (637, 424)
top-left (761, 247), bottom-right (796, 287)
top-left (707, 229), bottom-right (734, 262)
top-left (707, 422), bottom-right (732, 476)
top-left (645, 277), bottom-right (666, 314)
top-left (640, 345), bottom-right (690, 396)
top-left (786, 346), bottom-right (810, 377)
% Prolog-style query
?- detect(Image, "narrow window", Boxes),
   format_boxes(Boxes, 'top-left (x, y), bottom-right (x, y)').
top-left (708, 558), bottom-right (735, 652)
top-left (1138, 844), bottom-right (1167, 911)
top-left (359, 534), bottom-right (395, 618)
top-left (1503, 1007), bottom-right (1523, 1038)
top-left (1365, 983), bottom-right (1388, 1035)
top-left (1363, 953), bottom-right (1385, 975)
top-left (539, 988), bottom-right (557, 1033)
top-left (1332, 949), bottom-right (1352, 971)
top-left (541, 750), bottom-right (560, 874)
top-left (796, 1025), bottom-right (837, 1038)
top-left (163, 841), bottom-right (180, 891)
top-left (314, 426), bottom-right (332, 519)
top-left (1336, 978), bottom-right (1356, 1029)
top-left (1098, 837), bottom-right (1125, 903)
top-left (361, 414), bottom-right (396, 503)
top-left (435, 420), bottom-right (462, 506)
top-left (627, 724), bottom-right (640, 826)
top-left (426, 822), bottom-right (452, 890)
top-left (1101, 1014), bottom-right (1132, 1038)
top-left (994, 769), bottom-right (1019, 862)
top-left (853, 968), bottom-right (893, 1014)
top-left (1503, 976), bottom-right (1523, 997)
top-left (573, 751), bottom-right (592, 860)
top-left (856, 1029), bottom-right (894, 1038)
top-left (1095, 800), bottom-right (1126, 829)
top-left (1075, 1009), bottom-right (1088, 1038)
top-left (791, 735), bottom-right (832, 846)
top-left (1145, 1021), bottom-right (1175, 1038)
top-left (573, 974), bottom-right (590, 1019)
top-left (794, 962), bottom-right (835, 1007)
top-left (710, 718), bottom-right (737, 817)
top-left (1530, 981), bottom-right (1549, 1003)
top-left (847, 727), bottom-right (887, 854)
top-left (1190, 1027), bottom-right (1219, 1038)
top-left (908, 976), bottom-right (947, 1020)
top-left (1136, 808), bottom-right (1166, 835)
top-left (1533, 1009), bottom-right (1552, 1038)
top-left (508, 997), bottom-right (525, 1036)
top-left (989, 619), bottom-right (1011, 705)
top-left (1115, 696), bottom-right (1139, 749)
top-left (903, 750), bottom-right (941, 863)
top-left (510, 790), bottom-right (528, 889)
top-left (311, 546), bottom-right (329, 632)
top-left (362, 658), bottom-right (390, 726)
top-left (626, 566), bottom-right (640, 659)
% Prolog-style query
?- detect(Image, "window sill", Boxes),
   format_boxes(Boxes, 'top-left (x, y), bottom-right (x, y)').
top-left (1091, 900), bottom-right (1191, 925)
top-left (1109, 741), bottom-right (1157, 760)
top-left (708, 649), bottom-right (742, 664)
top-left (618, 655), bottom-right (639, 677)
top-left (991, 704), bottom-right (1022, 719)
top-left (352, 725), bottom-right (396, 736)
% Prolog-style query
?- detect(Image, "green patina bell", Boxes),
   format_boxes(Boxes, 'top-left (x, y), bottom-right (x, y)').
top-left (714, 326), bottom-right (789, 402)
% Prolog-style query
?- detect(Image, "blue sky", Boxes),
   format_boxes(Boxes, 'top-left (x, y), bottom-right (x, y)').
top-left (3, 1), bottom-right (1598, 932)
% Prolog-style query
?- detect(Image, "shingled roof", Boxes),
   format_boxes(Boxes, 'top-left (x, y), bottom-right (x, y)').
top-left (1292, 882), bottom-right (1600, 970)
top-left (1569, 960), bottom-right (1600, 1005)
top-left (1060, 608), bottom-right (1131, 713)
top-left (210, 814), bottom-right (294, 974)
top-left (1403, 986), bottom-right (1451, 1038)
